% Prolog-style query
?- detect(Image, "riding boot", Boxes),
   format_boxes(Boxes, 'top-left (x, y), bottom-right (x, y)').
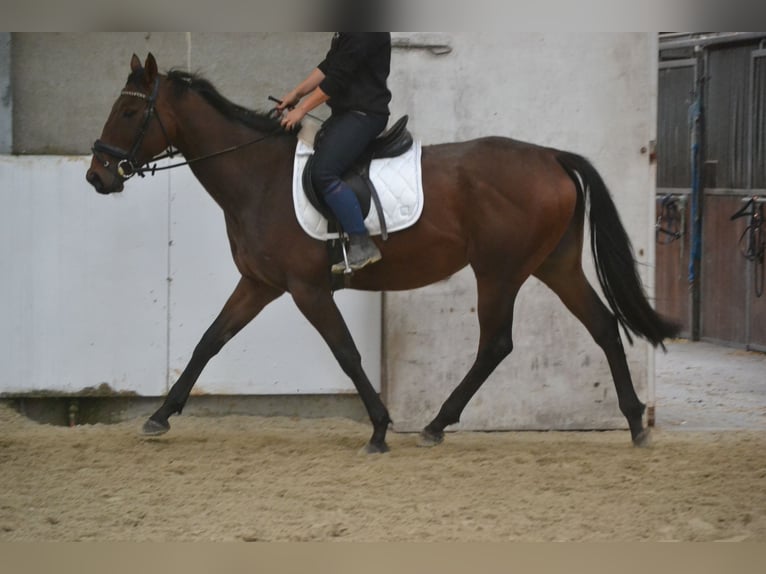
top-left (332, 233), bottom-right (382, 274)
top-left (322, 181), bottom-right (382, 273)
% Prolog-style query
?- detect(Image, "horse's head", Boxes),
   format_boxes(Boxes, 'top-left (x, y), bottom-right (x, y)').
top-left (86, 53), bottom-right (173, 194)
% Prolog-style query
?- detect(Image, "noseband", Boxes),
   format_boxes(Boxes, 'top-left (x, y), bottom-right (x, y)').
top-left (91, 77), bottom-right (174, 179)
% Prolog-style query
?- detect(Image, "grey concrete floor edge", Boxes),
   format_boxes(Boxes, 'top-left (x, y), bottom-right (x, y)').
top-left (654, 340), bottom-right (766, 431)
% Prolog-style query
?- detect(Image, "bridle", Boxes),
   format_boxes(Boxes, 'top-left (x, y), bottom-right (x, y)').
top-left (91, 77), bottom-right (175, 180)
top-left (91, 76), bottom-right (284, 181)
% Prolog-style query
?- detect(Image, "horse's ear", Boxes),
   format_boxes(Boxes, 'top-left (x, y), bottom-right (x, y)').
top-left (144, 53), bottom-right (158, 83)
top-left (130, 53), bottom-right (141, 73)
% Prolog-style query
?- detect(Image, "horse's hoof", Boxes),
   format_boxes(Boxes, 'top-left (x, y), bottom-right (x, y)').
top-left (142, 418), bottom-right (170, 436)
top-left (417, 428), bottom-right (444, 448)
top-left (360, 441), bottom-right (389, 455)
top-left (632, 428), bottom-right (652, 448)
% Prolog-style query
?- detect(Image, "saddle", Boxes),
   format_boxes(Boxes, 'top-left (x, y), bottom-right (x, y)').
top-left (301, 115), bottom-right (413, 240)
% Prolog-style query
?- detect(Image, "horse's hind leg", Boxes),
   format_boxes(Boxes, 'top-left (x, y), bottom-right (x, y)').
top-left (535, 263), bottom-right (650, 446)
top-left (143, 277), bottom-right (282, 435)
top-left (420, 275), bottom-right (520, 446)
top-left (289, 281), bottom-right (392, 454)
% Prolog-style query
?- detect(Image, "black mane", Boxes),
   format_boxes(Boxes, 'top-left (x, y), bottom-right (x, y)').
top-left (163, 69), bottom-right (285, 134)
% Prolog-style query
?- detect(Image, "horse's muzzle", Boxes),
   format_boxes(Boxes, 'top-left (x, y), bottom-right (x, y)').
top-left (86, 166), bottom-right (124, 195)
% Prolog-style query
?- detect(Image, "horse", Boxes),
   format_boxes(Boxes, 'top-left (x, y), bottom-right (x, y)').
top-left (86, 53), bottom-right (679, 454)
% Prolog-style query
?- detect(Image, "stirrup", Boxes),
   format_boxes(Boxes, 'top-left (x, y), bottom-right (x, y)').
top-left (338, 235), bottom-right (353, 275)
top-left (331, 234), bottom-right (381, 274)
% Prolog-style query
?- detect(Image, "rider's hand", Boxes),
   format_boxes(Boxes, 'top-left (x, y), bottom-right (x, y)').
top-left (280, 106), bottom-right (306, 131)
top-left (276, 91), bottom-right (300, 115)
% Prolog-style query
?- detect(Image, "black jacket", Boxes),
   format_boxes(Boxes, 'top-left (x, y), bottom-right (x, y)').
top-left (317, 33), bottom-right (391, 116)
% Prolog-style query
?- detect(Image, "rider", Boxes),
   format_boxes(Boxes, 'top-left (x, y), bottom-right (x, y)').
top-left (277, 32), bottom-right (392, 273)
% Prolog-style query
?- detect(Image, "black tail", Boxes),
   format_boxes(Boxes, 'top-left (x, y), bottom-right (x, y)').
top-left (556, 152), bottom-right (680, 348)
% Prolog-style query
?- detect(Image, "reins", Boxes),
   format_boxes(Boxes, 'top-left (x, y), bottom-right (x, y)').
top-left (132, 127), bottom-right (283, 177)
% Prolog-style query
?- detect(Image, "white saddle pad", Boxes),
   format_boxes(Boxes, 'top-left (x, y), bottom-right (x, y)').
top-left (292, 139), bottom-right (424, 240)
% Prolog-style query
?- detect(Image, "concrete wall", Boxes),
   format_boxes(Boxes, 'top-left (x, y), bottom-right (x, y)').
top-left (383, 33), bottom-right (658, 431)
top-left (2, 33), bottom-right (658, 431)
top-left (3, 33), bottom-right (380, 399)
top-left (11, 33), bottom-right (331, 154)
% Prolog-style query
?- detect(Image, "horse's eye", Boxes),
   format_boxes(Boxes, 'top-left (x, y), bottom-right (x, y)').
top-left (122, 109), bottom-right (139, 119)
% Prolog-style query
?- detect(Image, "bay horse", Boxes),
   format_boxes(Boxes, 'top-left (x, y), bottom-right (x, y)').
top-left (86, 53), bottom-right (679, 453)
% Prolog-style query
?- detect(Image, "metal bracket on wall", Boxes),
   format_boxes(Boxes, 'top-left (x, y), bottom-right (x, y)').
top-left (391, 33), bottom-right (453, 56)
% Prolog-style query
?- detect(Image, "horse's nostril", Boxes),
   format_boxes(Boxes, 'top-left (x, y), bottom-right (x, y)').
top-left (87, 170), bottom-right (100, 186)
top-left (87, 170), bottom-right (109, 193)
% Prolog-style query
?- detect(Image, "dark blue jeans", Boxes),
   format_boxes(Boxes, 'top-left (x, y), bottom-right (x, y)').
top-left (312, 110), bottom-right (388, 235)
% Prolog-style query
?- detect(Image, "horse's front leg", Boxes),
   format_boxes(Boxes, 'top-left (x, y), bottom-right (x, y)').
top-left (289, 281), bottom-right (392, 453)
top-left (142, 276), bottom-right (282, 435)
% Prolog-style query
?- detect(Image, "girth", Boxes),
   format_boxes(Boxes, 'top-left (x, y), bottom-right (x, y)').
top-left (301, 115), bottom-right (413, 241)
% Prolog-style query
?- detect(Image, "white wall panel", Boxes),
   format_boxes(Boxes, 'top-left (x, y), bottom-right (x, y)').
top-left (0, 158), bottom-right (380, 397)
top-left (0, 157), bottom-right (169, 395)
top-left (166, 167), bottom-right (381, 395)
